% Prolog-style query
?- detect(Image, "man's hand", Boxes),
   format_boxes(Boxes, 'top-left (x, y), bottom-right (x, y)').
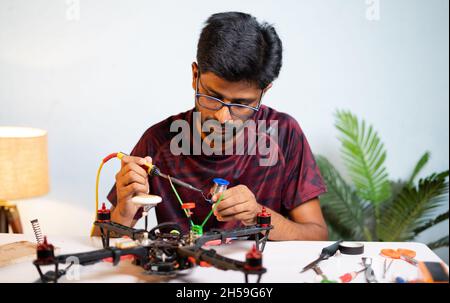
top-left (112, 155), bottom-right (152, 225)
top-left (212, 185), bottom-right (262, 226)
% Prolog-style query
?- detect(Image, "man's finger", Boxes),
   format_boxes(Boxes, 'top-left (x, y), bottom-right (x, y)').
top-left (215, 194), bottom-right (248, 212)
top-left (217, 211), bottom-right (251, 222)
top-left (216, 203), bottom-right (247, 217)
top-left (123, 182), bottom-right (148, 197)
top-left (211, 186), bottom-right (236, 202)
top-left (215, 199), bottom-right (248, 214)
top-left (120, 170), bottom-right (147, 187)
top-left (212, 185), bottom-right (249, 203)
top-left (120, 155), bottom-right (148, 168)
top-left (120, 162), bottom-right (148, 179)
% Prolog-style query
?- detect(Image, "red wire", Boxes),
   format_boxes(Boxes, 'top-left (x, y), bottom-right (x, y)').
top-left (102, 153), bottom-right (118, 163)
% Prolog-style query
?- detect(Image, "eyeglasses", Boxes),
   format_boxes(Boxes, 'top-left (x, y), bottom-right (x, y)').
top-left (195, 73), bottom-right (264, 120)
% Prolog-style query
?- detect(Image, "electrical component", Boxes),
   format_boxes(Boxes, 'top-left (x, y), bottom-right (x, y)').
top-left (115, 238), bottom-right (138, 249)
top-left (140, 232), bottom-right (151, 247)
top-left (244, 244), bottom-right (263, 271)
top-left (30, 219), bottom-right (44, 244)
top-left (97, 203), bottom-right (111, 222)
top-left (191, 225), bottom-right (203, 236)
top-left (181, 202), bottom-right (196, 217)
top-left (36, 236), bottom-right (55, 264)
top-left (256, 207), bottom-right (271, 227)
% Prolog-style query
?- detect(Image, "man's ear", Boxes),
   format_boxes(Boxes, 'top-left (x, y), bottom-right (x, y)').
top-left (191, 62), bottom-right (198, 90)
top-left (264, 83), bottom-right (273, 93)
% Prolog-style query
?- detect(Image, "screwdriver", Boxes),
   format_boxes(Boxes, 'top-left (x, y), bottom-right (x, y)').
top-left (313, 265), bottom-right (337, 283)
top-left (339, 268), bottom-right (366, 283)
top-left (117, 152), bottom-right (204, 193)
top-left (300, 240), bottom-right (343, 273)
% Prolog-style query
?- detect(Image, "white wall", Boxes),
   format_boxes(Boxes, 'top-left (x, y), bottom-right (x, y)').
top-left (0, 0), bottom-right (448, 262)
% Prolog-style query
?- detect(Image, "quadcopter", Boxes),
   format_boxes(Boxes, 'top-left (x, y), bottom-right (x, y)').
top-left (33, 211), bottom-right (272, 283)
top-left (33, 152), bottom-right (273, 283)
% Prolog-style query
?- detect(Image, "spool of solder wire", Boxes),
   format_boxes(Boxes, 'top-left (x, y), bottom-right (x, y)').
top-left (210, 178), bottom-right (230, 197)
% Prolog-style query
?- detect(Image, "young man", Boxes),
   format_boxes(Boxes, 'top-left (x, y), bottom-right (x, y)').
top-left (107, 12), bottom-right (328, 240)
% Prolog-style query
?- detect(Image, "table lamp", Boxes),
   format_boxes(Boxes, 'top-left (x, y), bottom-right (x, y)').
top-left (0, 126), bottom-right (49, 233)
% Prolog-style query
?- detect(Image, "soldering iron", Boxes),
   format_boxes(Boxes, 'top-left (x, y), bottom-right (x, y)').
top-left (115, 152), bottom-right (204, 193)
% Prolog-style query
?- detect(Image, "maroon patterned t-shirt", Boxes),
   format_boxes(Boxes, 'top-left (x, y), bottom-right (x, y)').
top-left (107, 105), bottom-right (327, 233)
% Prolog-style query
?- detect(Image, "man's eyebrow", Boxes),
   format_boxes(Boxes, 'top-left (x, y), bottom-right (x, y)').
top-left (201, 82), bottom-right (256, 104)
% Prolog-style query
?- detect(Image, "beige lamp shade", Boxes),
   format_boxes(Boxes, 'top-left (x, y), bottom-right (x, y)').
top-left (0, 126), bottom-right (49, 201)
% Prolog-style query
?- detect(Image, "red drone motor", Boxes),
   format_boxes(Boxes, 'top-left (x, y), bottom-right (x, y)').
top-left (36, 236), bottom-right (55, 264)
top-left (256, 207), bottom-right (271, 227)
top-left (97, 202), bottom-right (111, 222)
top-left (244, 244), bottom-right (263, 271)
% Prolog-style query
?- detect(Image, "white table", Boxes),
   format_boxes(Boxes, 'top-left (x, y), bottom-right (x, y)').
top-left (0, 233), bottom-right (447, 283)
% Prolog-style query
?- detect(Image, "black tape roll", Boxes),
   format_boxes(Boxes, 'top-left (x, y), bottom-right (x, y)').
top-left (338, 242), bottom-right (364, 255)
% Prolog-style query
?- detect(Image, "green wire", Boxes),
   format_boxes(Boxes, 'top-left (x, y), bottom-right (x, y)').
top-left (167, 175), bottom-right (225, 229)
top-left (168, 175), bottom-right (194, 226)
top-left (201, 193), bottom-right (224, 228)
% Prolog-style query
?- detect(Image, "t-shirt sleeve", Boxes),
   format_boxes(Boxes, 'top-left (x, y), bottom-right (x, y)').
top-left (281, 125), bottom-right (327, 211)
top-left (106, 135), bottom-right (150, 210)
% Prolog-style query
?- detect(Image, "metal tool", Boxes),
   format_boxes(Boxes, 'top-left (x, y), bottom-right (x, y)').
top-left (380, 248), bottom-right (418, 266)
top-left (362, 257), bottom-right (378, 283)
top-left (339, 267), bottom-right (366, 283)
top-left (383, 258), bottom-right (394, 279)
top-left (157, 171), bottom-right (204, 193)
top-left (300, 240), bottom-right (343, 273)
top-left (118, 152), bottom-right (206, 196)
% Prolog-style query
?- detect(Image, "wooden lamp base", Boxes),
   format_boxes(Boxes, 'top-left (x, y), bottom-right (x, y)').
top-left (0, 200), bottom-right (23, 233)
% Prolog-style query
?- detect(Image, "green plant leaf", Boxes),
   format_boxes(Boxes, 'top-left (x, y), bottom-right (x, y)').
top-left (380, 180), bottom-right (407, 210)
top-left (378, 171), bottom-right (449, 242)
top-left (427, 235), bottom-right (449, 250)
top-left (408, 152), bottom-right (430, 186)
top-left (326, 223), bottom-right (348, 241)
top-left (413, 211), bottom-right (449, 236)
top-left (316, 155), bottom-right (368, 240)
top-left (335, 110), bottom-right (391, 205)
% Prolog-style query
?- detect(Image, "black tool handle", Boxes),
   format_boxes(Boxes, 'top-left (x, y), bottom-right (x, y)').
top-left (319, 240), bottom-right (343, 259)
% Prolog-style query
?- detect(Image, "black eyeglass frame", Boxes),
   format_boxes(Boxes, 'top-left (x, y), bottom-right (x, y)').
top-left (194, 71), bottom-right (265, 119)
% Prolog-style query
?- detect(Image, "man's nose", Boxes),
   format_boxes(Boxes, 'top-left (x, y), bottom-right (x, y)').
top-left (214, 106), bottom-right (233, 124)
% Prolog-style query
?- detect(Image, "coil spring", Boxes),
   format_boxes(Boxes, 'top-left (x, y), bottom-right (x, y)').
top-left (30, 219), bottom-right (43, 244)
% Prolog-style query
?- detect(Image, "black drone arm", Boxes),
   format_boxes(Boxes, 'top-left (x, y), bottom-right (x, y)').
top-left (55, 246), bottom-right (148, 266)
top-left (194, 225), bottom-right (273, 249)
top-left (95, 221), bottom-right (146, 240)
top-left (177, 246), bottom-right (245, 271)
top-left (177, 245), bottom-right (266, 283)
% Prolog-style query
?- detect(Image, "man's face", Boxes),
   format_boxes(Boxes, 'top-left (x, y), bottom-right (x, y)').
top-left (191, 62), bottom-right (268, 145)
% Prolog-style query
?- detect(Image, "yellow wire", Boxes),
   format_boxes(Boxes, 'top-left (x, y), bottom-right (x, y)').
top-left (90, 160), bottom-right (105, 237)
top-left (167, 175), bottom-right (192, 220)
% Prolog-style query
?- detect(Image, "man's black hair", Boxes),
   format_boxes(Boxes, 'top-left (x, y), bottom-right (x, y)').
top-left (197, 12), bottom-right (283, 89)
